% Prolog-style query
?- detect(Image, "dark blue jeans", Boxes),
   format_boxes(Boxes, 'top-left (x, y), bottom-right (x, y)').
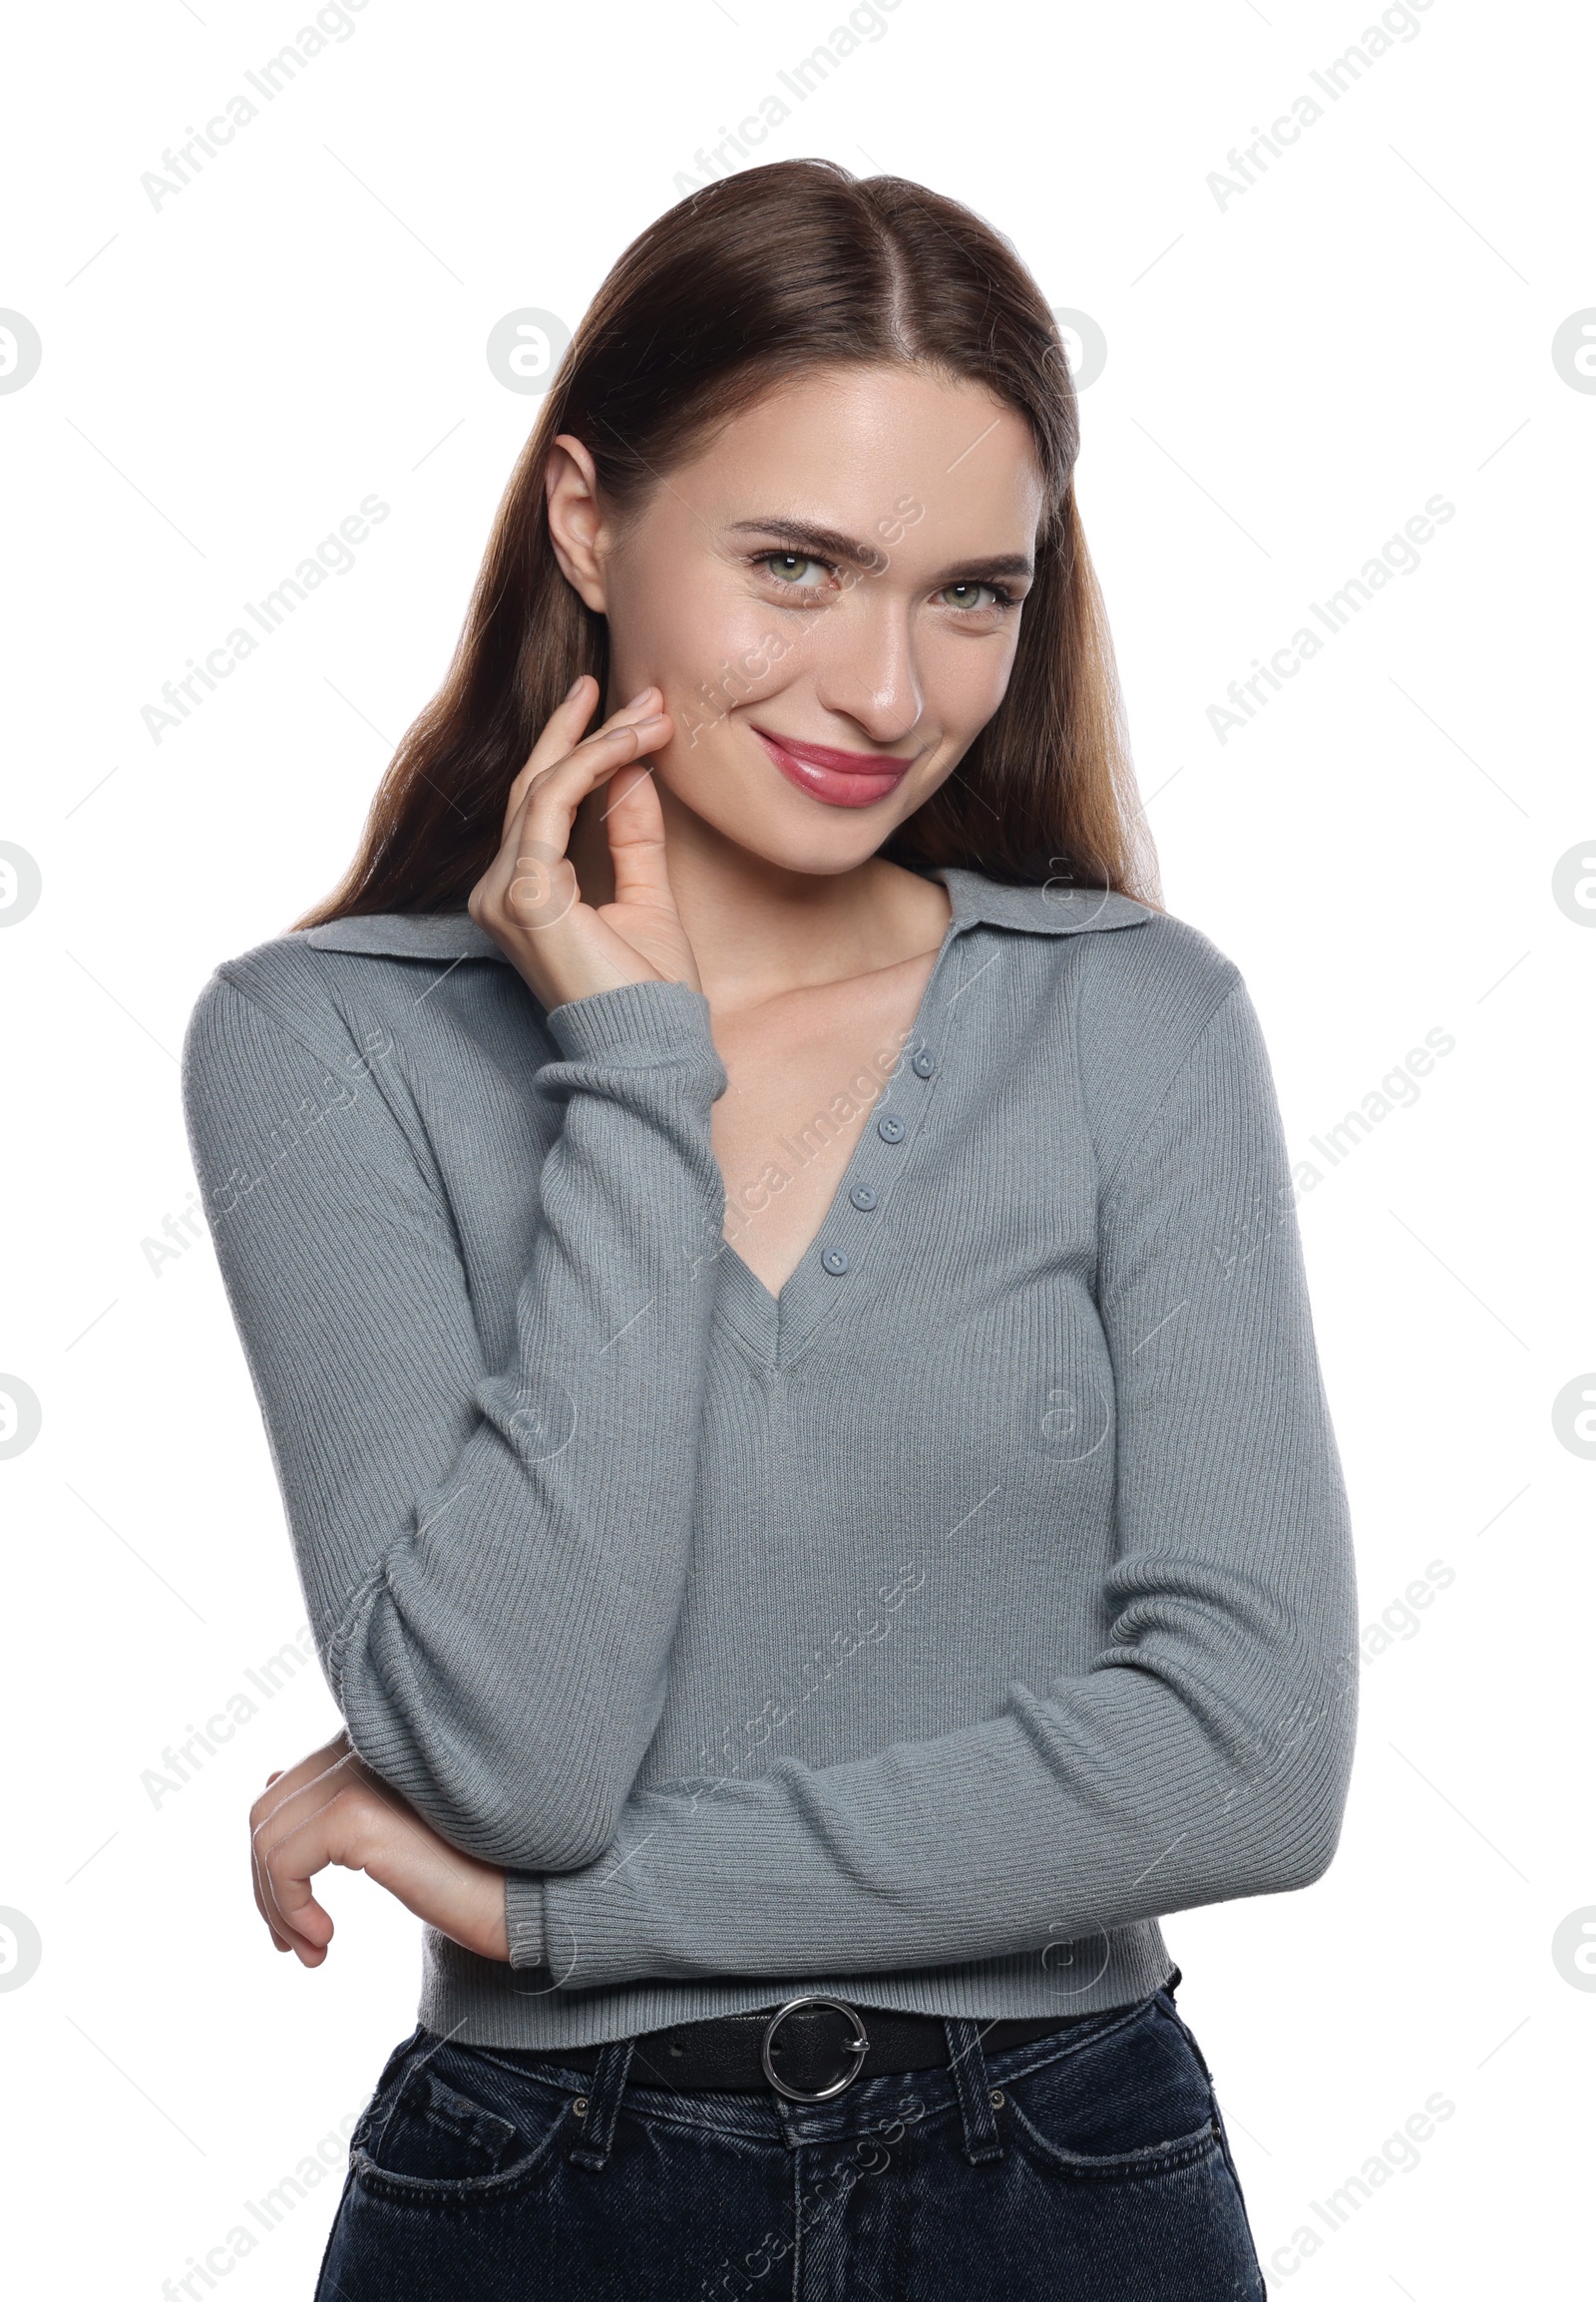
top-left (314, 1986), bottom-right (1266, 2299)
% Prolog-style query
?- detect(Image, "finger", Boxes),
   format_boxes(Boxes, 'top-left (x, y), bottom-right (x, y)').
top-left (506, 701), bottom-right (665, 843)
top-left (257, 1789), bottom-right (366, 1963)
top-left (252, 1763), bottom-right (384, 1958)
top-left (478, 711), bottom-right (659, 905)
top-left (475, 780), bottom-right (582, 938)
top-left (251, 1733), bottom-right (347, 1805)
top-left (500, 675), bottom-right (601, 835)
top-left (250, 1827), bottom-right (295, 1953)
top-left (514, 713), bottom-right (669, 880)
top-left (501, 681), bottom-right (659, 832)
top-left (251, 1742), bottom-right (366, 1948)
top-left (250, 1730), bottom-right (426, 1952)
top-left (248, 1734), bottom-right (359, 1950)
top-left (249, 1741), bottom-right (342, 1939)
top-left (250, 1833), bottom-right (289, 1948)
top-left (474, 716), bottom-right (670, 945)
top-left (249, 1737), bottom-right (357, 1847)
top-left (261, 1774), bottom-right (445, 1968)
top-left (601, 741), bottom-right (674, 913)
top-left (253, 1816), bottom-right (322, 1960)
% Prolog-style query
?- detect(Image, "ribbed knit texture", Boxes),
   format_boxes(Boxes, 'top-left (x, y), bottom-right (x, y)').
top-left (181, 870), bottom-right (1358, 2050)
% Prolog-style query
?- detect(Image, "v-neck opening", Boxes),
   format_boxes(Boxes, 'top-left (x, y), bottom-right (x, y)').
top-left (721, 1241), bottom-right (781, 1309)
top-left (710, 887), bottom-right (967, 1358)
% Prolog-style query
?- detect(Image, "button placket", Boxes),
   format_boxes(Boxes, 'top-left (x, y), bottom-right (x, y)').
top-left (815, 1028), bottom-right (943, 1278)
top-left (778, 923), bottom-right (977, 1358)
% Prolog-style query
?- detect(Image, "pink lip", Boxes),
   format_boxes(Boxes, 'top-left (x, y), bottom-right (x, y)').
top-left (751, 725), bottom-right (918, 810)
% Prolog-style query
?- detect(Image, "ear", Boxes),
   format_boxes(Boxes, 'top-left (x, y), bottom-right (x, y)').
top-left (546, 433), bottom-right (609, 612)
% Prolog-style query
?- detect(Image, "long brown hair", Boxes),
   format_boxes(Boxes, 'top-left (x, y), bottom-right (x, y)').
top-left (294, 159), bottom-right (1160, 927)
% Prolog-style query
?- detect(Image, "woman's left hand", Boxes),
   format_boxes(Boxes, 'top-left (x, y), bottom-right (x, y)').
top-left (249, 1732), bottom-right (510, 1967)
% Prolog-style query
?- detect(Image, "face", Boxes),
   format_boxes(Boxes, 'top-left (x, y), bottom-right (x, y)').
top-left (546, 363), bottom-right (1047, 876)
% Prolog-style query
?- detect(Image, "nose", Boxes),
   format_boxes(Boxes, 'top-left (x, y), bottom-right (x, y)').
top-left (812, 589), bottom-right (925, 747)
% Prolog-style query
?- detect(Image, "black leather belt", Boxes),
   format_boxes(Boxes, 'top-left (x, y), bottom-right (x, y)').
top-left (489, 1993), bottom-right (1104, 2102)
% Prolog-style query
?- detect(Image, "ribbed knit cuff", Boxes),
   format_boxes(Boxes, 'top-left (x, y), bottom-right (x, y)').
top-left (544, 977), bottom-right (722, 1071)
top-left (504, 1871), bottom-right (546, 1972)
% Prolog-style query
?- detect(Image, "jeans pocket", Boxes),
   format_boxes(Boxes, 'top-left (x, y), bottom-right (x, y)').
top-left (351, 2036), bottom-right (571, 2203)
top-left (997, 1996), bottom-right (1223, 2183)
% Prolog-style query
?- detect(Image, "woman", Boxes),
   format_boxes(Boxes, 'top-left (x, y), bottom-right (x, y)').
top-left (183, 158), bottom-right (1358, 2299)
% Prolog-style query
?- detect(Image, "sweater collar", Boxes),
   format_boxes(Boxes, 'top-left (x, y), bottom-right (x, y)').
top-left (293, 867), bottom-right (1153, 963)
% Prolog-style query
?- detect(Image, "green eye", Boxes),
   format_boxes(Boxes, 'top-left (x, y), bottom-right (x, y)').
top-left (938, 580), bottom-right (1000, 610)
top-left (761, 553), bottom-right (828, 587)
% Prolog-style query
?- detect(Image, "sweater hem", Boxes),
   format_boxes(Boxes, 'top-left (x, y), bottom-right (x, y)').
top-left (414, 1922), bottom-right (1178, 2051)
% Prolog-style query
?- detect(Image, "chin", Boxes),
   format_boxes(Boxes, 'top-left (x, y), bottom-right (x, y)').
top-left (729, 808), bottom-right (903, 879)
top-left (663, 770), bottom-right (914, 879)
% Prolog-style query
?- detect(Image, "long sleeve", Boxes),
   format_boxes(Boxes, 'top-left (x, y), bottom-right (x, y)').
top-left (182, 964), bottom-right (727, 1872)
top-left (509, 977), bottom-right (1359, 1985)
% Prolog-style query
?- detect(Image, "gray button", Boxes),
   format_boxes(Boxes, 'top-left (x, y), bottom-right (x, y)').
top-left (911, 1047), bottom-right (937, 1078)
top-left (877, 1114), bottom-right (906, 1143)
top-left (849, 1185), bottom-right (878, 1212)
top-left (821, 1247), bottom-right (850, 1275)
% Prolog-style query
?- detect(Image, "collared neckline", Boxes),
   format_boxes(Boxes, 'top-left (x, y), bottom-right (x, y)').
top-left (293, 868), bottom-right (1153, 963)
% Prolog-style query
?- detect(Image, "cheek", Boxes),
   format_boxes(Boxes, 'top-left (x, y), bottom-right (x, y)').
top-left (924, 625), bottom-right (1023, 740)
top-left (612, 562), bottom-right (797, 717)
top-left (669, 623), bottom-right (814, 765)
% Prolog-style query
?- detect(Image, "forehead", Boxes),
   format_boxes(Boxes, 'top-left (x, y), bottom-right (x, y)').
top-left (663, 363), bottom-right (1045, 544)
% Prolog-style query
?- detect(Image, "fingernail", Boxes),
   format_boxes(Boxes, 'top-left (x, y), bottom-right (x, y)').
top-left (624, 685), bottom-right (653, 708)
top-left (565, 674), bottom-right (588, 700)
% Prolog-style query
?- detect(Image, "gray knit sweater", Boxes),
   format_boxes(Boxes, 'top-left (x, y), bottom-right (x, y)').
top-left (181, 868), bottom-right (1358, 2050)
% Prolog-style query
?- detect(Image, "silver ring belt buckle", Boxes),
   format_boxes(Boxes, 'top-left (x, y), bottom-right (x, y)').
top-left (759, 1994), bottom-right (871, 2102)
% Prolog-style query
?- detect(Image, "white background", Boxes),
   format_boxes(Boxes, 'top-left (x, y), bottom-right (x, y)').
top-left (2, 0), bottom-right (1591, 2293)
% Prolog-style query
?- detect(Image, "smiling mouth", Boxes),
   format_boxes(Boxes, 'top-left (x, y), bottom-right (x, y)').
top-left (750, 725), bottom-right (920, 810)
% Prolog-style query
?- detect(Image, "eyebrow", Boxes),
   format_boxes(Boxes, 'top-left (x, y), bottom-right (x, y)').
top-left (727, 516), bottom-right (1033, 585)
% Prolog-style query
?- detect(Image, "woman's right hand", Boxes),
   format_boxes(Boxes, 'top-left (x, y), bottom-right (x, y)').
top-left (468, 674), bottom-right (700, 1011)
